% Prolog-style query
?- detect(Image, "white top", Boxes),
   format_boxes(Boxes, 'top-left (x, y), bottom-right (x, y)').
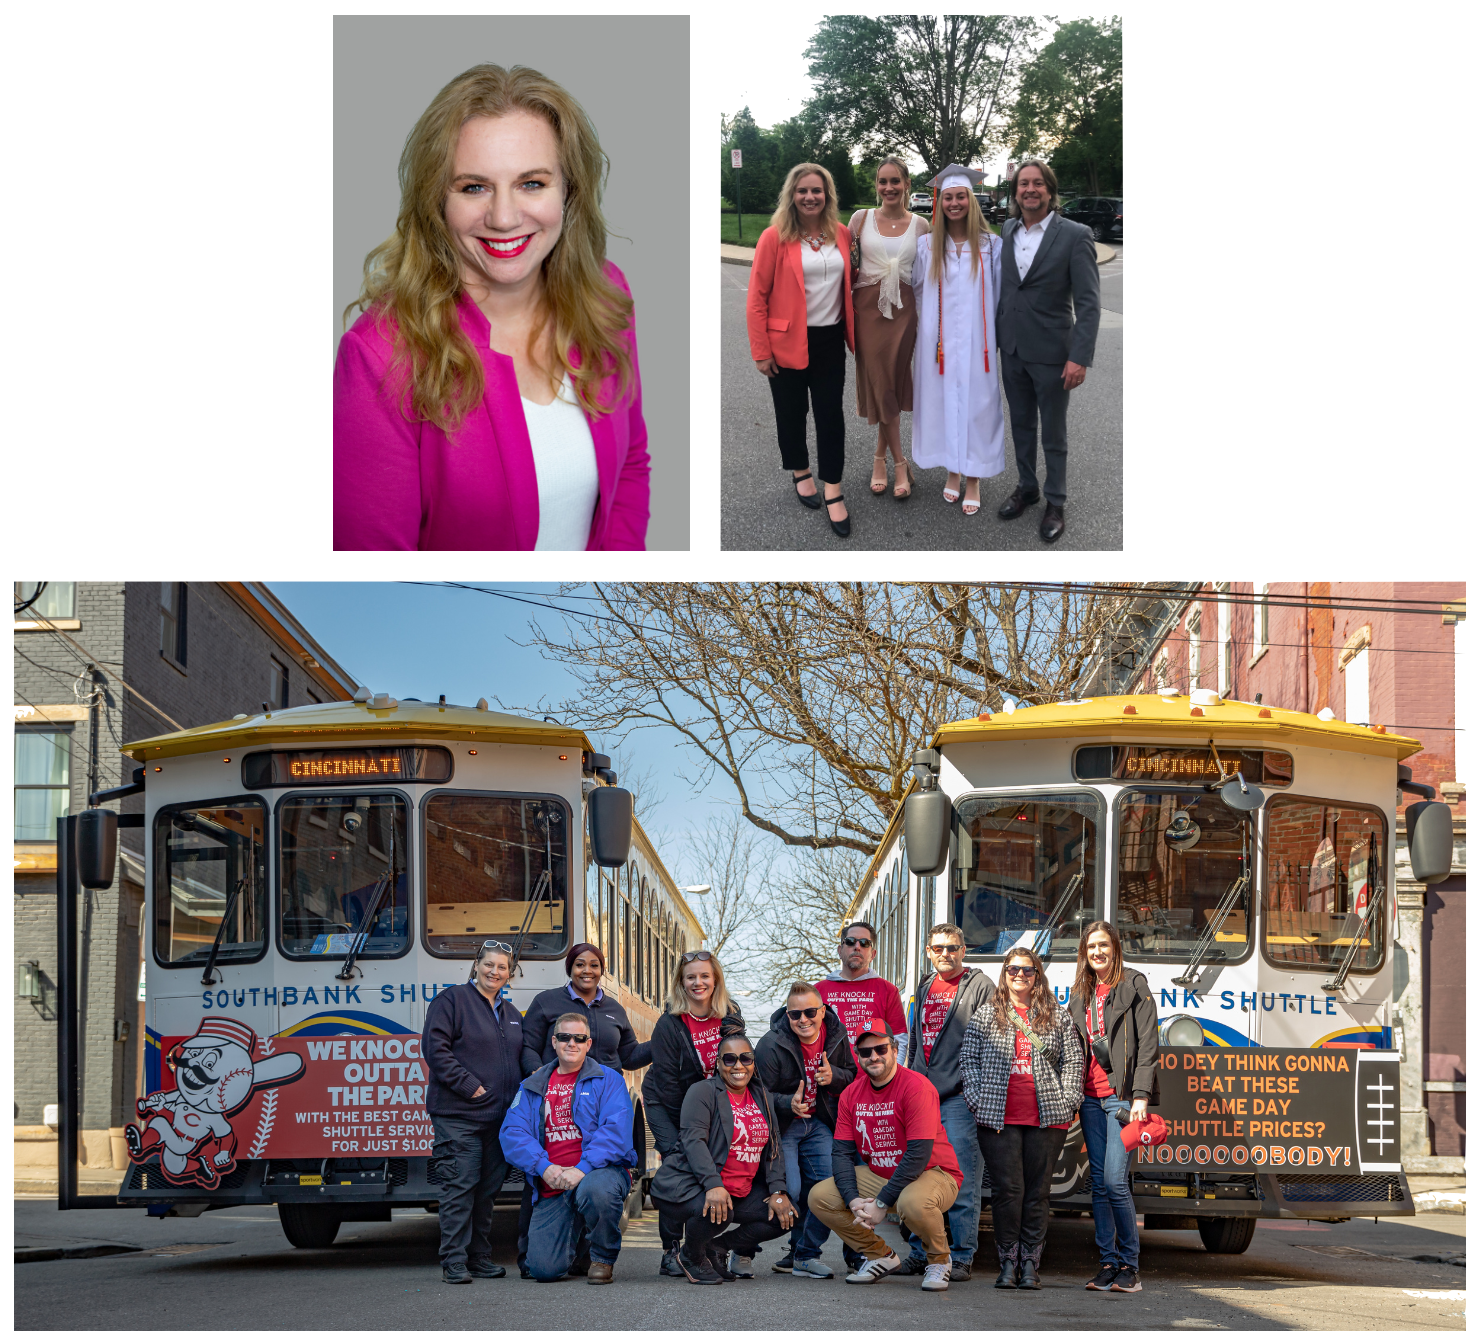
top-left (1013, 209), bottom-right (1054, 280)
top-left (855, 210), bottom-right (928, 319)
top-left (800, 235), bottom-right (845, 327)
top-left (521, 375), bottom-right (599, 551)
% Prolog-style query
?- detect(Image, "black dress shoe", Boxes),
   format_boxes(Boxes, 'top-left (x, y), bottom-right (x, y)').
top-left (1039, 503), bottom-right (1065, 543)
top-left (998, 486), bottom-right (1041, 520)
top-left (824, 490), bottom-right (851, 538)
top-left (792, 469), bottom-right (822, 509)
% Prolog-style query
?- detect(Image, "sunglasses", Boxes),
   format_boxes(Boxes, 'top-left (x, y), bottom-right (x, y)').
top-left (840, 936), bottom-right (874, 949)
top-left (929, 944), bottom-right (962, 955)
top-left (478, 939), bottom-right (513, 956)
top-left (1005, 965), bottom-right (1038, 978)
top-left (680, 950), bottom-right (714, 964)
top-left (719, 1052), bottom-right (754, 1067)
top-left (553, 1032), bottom-right (591, 1045)
top-left (786, 1006), bottom-right (821, 1021)
top-left (856, 1042), bottom-right (890, 1060)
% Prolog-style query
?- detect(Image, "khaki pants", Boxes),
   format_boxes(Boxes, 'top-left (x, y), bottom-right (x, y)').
top-left (809, 1163), bottom-right (959, 1266)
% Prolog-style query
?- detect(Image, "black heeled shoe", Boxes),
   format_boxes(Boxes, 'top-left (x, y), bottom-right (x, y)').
top-left (792, 469), bottom-right (822, 509)
top-left (824, 491), bottom-right (851, 538)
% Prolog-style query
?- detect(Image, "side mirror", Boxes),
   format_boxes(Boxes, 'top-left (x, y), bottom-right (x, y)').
top-left (1218, 771), bottom-right (1264, 812)
top-left (903, 789), bottom-right (952, 877)
top-left (588, 786), bottom-right (634, 868)
top-left (1406, 799), bottom-right (1453, 885)
top-left (76, 808), bottom-right (118, 890)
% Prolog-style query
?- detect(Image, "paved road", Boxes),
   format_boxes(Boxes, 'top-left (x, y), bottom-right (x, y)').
top-left (16, 1194), bottom-right (1464, 1331)
top-left (720, 244), bottom-right (1122, 551)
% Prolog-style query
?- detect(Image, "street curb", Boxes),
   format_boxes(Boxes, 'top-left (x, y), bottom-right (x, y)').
top-left (16, 1242), bottom-right (143, 1263)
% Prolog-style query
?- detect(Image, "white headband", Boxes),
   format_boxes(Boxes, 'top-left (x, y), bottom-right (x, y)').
top-left (940, 174), bottom-right (972, 191)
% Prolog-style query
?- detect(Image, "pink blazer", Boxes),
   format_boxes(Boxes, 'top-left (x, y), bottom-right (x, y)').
top-left (745, 223), bottom-right (855, 370)
top-left (333, 262), bottom-right (649, 551)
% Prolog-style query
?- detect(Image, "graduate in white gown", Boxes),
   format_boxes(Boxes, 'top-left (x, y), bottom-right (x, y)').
top-left (910, 166), bottom-right (1007, 515)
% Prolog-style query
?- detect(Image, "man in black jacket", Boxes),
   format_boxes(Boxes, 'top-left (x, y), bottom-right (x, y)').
top-left (903, 923), bottom-right (995, 1280)
top-left (422, 940), bottom-right (526, 1284)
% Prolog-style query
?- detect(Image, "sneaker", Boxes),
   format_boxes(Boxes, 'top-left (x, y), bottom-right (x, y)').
top-left (728, 1252), bottom-right (753, 1279)
top-left (709, 1247), bottom-right (737, 1283)
top-left (897, 1255), bottom-right (928, 1276)
top-left (676, 1250), bottom-right (724, 1285)
top-left (791, 1258), bottom-right (834, 1279)
top-left (467, 1261), bottom-right (506, 1279)
top-left (659, 1244), bottom-right (685, 1278)
top-left (442, 1264), bottom-right (472, 1285)
top-left (1086, 1262), bottom-right (1119, 1292)
top-left (845, 1252), bottom-right (902, 1284)
top-left (772, 1252), bottom-right (794, 1273)
top-left (1110, 1266), bottom-right (1141, 1293)
top-left (921, 1263), bottom-right (951, 1291)
top-left (949, 1261), bottom-right (973, 1282)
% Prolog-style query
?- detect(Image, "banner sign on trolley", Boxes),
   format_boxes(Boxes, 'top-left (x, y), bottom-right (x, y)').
top-left (1139, 1047), bottom-right (1401, 1174)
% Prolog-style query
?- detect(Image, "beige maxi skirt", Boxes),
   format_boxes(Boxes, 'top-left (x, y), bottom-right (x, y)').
top-left (853, 281), bottom-right (917, 427)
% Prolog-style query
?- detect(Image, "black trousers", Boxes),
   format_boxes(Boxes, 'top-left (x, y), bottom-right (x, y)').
top-left (978, 1122), bottom-right (1068, 1265)
top-left (767, 320), bottom-right (847, 485)
top-left (659, 1187), bottom-right (786, 1260)
top-left (1000, 349), bottom-right (1071, 506)
top-left (431, 1115), bottom-right (509, 1269)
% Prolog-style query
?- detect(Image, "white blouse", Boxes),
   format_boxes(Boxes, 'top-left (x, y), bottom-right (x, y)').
top-left (856, 210), bottom-right (928, 318)
top-left (800, 235), bottom-right (845, 327)
top-left (522, 375), bottom-right (599, 551)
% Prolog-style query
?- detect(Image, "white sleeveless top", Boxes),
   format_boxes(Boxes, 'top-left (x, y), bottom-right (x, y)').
top-left (521, 375), bottom-right (599, 551)
top-left (856, 210), bottom-right (927, 318)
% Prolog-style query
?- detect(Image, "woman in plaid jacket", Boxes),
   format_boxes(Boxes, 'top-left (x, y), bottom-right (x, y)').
top-left (961, 946), bottom-right (1083, 1292)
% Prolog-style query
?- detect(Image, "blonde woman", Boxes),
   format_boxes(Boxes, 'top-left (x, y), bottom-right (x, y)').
top-left (745, 163), bottom-right (856, 538)
top-left (335, 64), bottom-right (648, 551)
top-left (642, 950), bottom-right (746, 1276)
top-left (847, 157), bottom-right (929, 501)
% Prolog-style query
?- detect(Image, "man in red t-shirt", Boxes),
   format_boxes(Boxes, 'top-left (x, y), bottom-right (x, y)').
top-left (806, 1020), bottom-right (962, 1292)
top-left (815, 921), bottom-right (907, 1057)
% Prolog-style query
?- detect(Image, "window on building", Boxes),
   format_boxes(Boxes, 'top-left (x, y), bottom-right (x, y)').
top-left (15, 729), bottom-right (71, 840)
top-left (1252, 583), bottom-right (1270, 663)
top-left (1343, 647), bottom-right (1370, 725)
top-left (1216, 585), bottom-right (1231, 696)
top-left (307, 689), bottom-right (322, 705)
top-left (15, 582), bottom-right (76, 620)
top-left (270, 657), bottom-right (289, 710)
top-left (1187, 609), bottom-right (1202, 689)
top-left (160, 583), bottom-right (187, 666)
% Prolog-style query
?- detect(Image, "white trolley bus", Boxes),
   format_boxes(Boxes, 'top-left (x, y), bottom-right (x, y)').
top-left (857, 692), bottom-right (1454, 1253)
top-left (54, 693), bottom-right (704, 1247)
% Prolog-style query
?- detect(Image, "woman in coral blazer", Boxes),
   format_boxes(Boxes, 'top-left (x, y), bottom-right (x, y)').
top-left (745, 162), bottom-right (855, 538)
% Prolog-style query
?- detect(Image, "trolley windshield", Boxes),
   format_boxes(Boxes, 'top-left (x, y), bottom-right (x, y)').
top-left (153, 799), bottom-right (268, 966)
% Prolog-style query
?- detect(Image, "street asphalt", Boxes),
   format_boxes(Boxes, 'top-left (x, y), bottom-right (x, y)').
top-left (720, 243), bottom-right (1123, 552)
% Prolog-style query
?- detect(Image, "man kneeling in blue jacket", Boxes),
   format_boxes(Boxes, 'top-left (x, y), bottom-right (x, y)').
top-left (500, 1010), bottom-right (639, 1284)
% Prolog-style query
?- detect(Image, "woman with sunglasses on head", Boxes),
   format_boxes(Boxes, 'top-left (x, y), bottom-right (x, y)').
top-left (644, 950), bottom-right (746, 1275)
top-left (754, 980), bottom-right (857, 1277)
top-left (1068, 921), bottom-right (1159, 1295)
top-left (961, 946), bottom-right (1084, 1292)
top-left (650, 1034), bottom-right (797, 1283)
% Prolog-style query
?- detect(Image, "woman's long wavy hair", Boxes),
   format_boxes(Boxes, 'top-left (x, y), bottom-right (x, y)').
top-left (769, 162), bottom-right (841, 245)
top-left (1071, 920), bottom-right (1125, 1004)
top-left (666, 952), bottom-right (738, 1020)
top-left (344, 64), bottom-right (635, 432)
top-left (928, 186), bottom-right (990, 283)
top-left (992, 946), bottom-right (1059, 1035)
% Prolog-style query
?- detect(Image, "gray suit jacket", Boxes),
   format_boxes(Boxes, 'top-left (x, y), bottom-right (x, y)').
top-left (997, 212), bottom-right (1101, 367)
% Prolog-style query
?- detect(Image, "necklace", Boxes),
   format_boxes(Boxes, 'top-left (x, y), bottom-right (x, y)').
top-left (800, 229), bottom-right (826, 252)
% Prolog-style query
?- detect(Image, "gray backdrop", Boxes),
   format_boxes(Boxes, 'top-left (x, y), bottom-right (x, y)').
top-left (334, 15), bottom-right (689, 550)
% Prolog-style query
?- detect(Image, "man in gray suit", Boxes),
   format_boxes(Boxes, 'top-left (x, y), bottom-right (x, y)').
top-left (996, 160), bottom-right (1101, 543)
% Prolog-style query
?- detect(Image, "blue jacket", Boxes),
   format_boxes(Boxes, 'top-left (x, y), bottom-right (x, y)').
top-left (499, 1057), bottom-right (638, 1197)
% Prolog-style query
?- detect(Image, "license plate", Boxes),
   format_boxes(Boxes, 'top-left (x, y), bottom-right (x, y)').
top-left (1159, 1185), bottom-right (1188, 1197)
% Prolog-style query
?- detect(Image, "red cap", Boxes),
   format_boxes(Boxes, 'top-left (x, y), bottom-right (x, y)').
top-left (853, 1018), bottom-right (895, 1046)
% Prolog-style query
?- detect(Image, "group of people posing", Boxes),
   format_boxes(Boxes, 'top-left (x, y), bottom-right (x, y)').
top-left (422, 917), bottom-right (1158, 1294)
top-left (745, 157), bottom-right (1101, 543)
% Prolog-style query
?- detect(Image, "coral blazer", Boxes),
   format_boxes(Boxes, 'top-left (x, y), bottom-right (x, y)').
top-left (333, 261), bottom-right (649, 551)
top-left (745, 224), bottom-right (855, 370)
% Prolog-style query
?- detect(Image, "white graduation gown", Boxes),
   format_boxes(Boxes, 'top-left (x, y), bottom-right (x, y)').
top-left (910, 231), bottom-right (1006, 479)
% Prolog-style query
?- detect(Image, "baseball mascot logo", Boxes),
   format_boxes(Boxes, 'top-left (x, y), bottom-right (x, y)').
top-left (125, 1017), bottom-right (304, 1189)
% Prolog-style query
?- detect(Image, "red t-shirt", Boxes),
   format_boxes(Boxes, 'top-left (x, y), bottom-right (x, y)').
top-left (1084, 982), bottom-right (1113, 1098)
top-left (720, 1090), bottom-right (770, 1198)
top-left (683, 1013), bottom-right (723, 1077)
top-left (1004, 1004), bottom-right (1040, 1127)
top-left (815, 976), bottom-right (907, 1042)
top-left (920, 972), bottom-right (962, 1060)
top-left (539, 1070), bottom-right (583, 1197)
top-left (799, 1032), bottom-right (827, 1111)
top-left (834, 1065), bottom-right (963, 1186)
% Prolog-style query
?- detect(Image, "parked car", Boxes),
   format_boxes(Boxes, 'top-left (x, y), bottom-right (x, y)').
top-left (975, 193), bottom-right (1007, 225)
top-left (909, 191), bottom-right (933, 213)
top-left (1060, 196), bottom-right (1122, 242)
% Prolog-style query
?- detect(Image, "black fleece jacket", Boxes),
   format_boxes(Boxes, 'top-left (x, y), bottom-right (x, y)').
top-left (642, 1005), bottom-right (747, 1156)
top-left (648, 1075), bottom-right (787, 1207)
top-left (755, 1003), bottom-right (857, 1132)
top-left (422, 981), bottom-right (525, 1122)
top-left (1068, 967), bottom-right (1161, 1106)
top-left (905, 965), bottom-right (995, 1100)
top-left (520, 983), bottom-right (652, 1075)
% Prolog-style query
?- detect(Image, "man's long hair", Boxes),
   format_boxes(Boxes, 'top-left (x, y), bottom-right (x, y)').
top-left (1007, 159), bottom-right (1061, 219)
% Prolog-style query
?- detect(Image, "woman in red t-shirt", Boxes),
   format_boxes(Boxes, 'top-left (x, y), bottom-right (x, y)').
top-left (959, 946), bottom-right (1083, 1292)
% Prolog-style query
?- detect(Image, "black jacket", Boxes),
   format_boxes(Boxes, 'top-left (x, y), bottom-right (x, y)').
top-left (642, 1006), bottom-right (746, 1156)
top-left (423, 981), bottom-right (525, 1122)
top-left (755, 1003), bottom-right (857, 1132)
top-left (1067, 968), bottom-right (1161, 1106)
top-left (648, 1075), bottom-right (786, 1206)
top-left (520, 984), bottom-right (652, 1075)
top-left (905, 965), bottom-right (995, 1100)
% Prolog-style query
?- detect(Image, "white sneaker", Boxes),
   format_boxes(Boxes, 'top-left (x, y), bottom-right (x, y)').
top-left (791, 1258), bottom-right (834, 1279)
top-left (845, 1252), bottom-right (902, 1284)
top-left (921, 1263), bottom-right (950, 1291)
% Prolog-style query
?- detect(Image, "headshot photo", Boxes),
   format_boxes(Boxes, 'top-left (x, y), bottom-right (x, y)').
top-left (333, 16), bottom-right (689, 552)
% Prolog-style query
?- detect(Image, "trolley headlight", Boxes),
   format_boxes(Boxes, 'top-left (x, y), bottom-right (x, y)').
top-left (1161, 1014), bottom-right (1204, 1047)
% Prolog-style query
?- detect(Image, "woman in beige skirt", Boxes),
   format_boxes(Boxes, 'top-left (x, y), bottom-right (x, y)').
top-left (848, 157), bottom-right (929, 500)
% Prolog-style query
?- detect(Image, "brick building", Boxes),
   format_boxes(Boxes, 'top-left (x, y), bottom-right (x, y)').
top-left (1082, 582), bottom-right (1466, 1170)
top-left (13, 582), bottom-right (357, 1170)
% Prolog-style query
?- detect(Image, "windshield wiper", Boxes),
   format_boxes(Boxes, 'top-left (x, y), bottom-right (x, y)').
top-left (337, 831), bottom-right (397, 981)
top-left (201, 870), bottom-right (251, 986)
top-left (1029, 870), bottom-right (1085, 954)
top-left (1322, 881), bottom-right (1385, 993)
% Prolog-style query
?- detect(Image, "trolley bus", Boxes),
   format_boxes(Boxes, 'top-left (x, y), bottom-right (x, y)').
top-left (857, 691), bottom-right (1454, 1254)
top-left (56, 692), bottom-right (703, 1248)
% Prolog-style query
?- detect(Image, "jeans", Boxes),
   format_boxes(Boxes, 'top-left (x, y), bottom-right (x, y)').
top-left (907, 1092), bottom-right (983, 1266)
top-left (1079, 1094), bottom-right (1140, 1267)
top-left (525, 1165), bottom-right (631, 1280)
top-left (661, 1187), bottom-right (787, 1260)
top-left (431, 1115), bottom-right (509, 1269)
top-left (768, 320), bottom-right (848, 485)
top-left (977, 1122), bottom-right (1069, 1268)
top-left (780, 1115), bottom-right (835, 1263)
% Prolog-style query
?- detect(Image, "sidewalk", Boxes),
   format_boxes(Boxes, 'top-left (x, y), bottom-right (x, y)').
top-left (14, 1164), bottom-right (126, 1198)
top-left (720, 241), bottom-right (1119, 266)
top-left (1407, 1156), bottom-right (1467, 1214)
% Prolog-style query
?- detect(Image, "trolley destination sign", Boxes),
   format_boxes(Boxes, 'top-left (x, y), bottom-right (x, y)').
top-left (1073, 745), bottom-right (1294, 785)
top-left (1142, 1047), bottom-right (1401, 1174)
top-left (241, 746), bottom-right (454, 788)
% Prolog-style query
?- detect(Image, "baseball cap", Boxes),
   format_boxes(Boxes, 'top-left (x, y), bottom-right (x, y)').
top-left (853, 1018), bottom-right (895, 1047)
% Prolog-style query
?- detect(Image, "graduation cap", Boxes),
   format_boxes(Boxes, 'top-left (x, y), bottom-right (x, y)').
top-left (926, 164), bottom-right (985, 193)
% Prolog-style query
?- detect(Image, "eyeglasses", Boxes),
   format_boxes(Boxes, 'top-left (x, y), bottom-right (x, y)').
top-left (928, 944), bottom-right (962, 955)
top-left (719, 1052), bottom-right (754, 1067)
top-left (856, 1042), bottom-right (890, 1060)
top-left (840, 936), bottom-right (874, 949)
top-left (680, 950), bottom-right (714, 964)
top-left (786, 1007), bottom-right (821, 1022)
top-left (1005, 965), bottom-right (1038, 978)
top-left (478, 939), bottom-right (513, 956)
top-left (553, 1032), bottom-right (591, 1045)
